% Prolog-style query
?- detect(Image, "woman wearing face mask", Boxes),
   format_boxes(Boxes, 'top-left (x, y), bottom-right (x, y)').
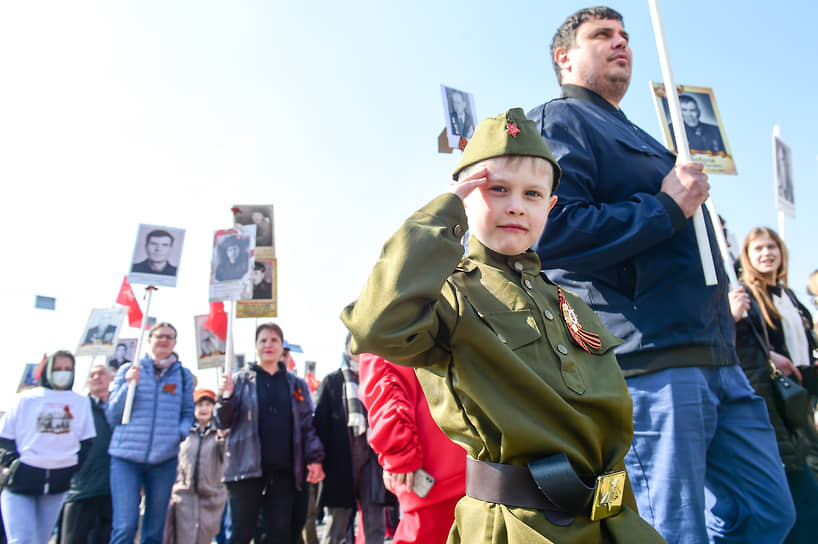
top-left (0, 350), bottom-right (95, 544)
top-left (730, 227), bottom-right (818, 544)
top-left (106, 322), bottom-right (194, 544)
top-left (216, 323), bottom-right (324, 544)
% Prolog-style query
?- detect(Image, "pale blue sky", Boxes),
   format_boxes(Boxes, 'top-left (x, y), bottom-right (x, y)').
top-left (1, 1), bottom-right (816, 405)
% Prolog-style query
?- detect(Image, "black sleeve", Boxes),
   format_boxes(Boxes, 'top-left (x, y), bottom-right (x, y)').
top-left (0, 437), bottom-right (18, 467)
top-left (77, 437), bottom-right (94, 469)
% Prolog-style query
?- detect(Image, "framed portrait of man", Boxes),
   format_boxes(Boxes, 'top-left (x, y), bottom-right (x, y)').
top-left (233, 205), bottom-right (275, 259)
top-left (237, 258), bottom-right (278, 318)
top-left (650, 83), bottom-right (736, 175)
top-left (76, 308), bottom-right (127, 357)
top-left (194, 315), bottom-right (226, 370)
top-left (774, 136), bottom-right (795, 218)
top-left (441, 84), bottom-right (477, 150)
top-left (128, 224), bottom-right (186, 288)
top-left (108, 338), bottom-right (137, 371)
top-left (209, 225), bottom-right (257, 302)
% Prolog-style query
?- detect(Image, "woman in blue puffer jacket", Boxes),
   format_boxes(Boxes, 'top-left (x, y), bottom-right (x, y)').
top-left (106, 322), bottom-right (194, 544)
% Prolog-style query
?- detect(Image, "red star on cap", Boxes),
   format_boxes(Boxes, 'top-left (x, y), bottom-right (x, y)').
top-left (506, 123), bottom-right (520, 138)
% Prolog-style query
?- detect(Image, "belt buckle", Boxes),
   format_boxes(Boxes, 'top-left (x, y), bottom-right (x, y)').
top-left (589, 470), bottom-right (626, 522)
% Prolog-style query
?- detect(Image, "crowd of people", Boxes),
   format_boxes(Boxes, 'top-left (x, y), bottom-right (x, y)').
top-left (1, 5), bottom-right (817, 544)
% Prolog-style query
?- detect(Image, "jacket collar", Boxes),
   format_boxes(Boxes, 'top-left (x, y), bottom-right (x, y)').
top-left (464, 235), bottom-right (542, 275)
top-left (561, 84), bottom-right (628, 118)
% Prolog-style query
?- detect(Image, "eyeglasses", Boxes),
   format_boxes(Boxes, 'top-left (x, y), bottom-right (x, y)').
top-left (151, 334), bottom-right (176, 341)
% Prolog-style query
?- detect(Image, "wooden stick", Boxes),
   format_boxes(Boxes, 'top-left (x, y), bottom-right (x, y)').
top-left (121, 286), bottom-right (155, 424)
top-left (225, 300), bottom-right (234, 377)
top-left (648, 0), bottom-right (718, 286)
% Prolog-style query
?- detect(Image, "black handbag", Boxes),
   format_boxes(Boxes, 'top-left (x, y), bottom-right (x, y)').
top-left (770, 366), bottom-right (810, 431)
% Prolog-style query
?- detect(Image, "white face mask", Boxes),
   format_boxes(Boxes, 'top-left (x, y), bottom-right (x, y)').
top-left (51, 370), bottom-right (73, 390)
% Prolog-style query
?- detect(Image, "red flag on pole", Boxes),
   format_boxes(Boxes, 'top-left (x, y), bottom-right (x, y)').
top-left (33, 353), bottom-right (48, 382)
top-left (287, 353), bottom-right (296, 372)
top-left (204, 302), bottom-right (228, 341)
top-left (306, 370), bottom-right (321, 393)
top-left (116, 276), bottom-right (144, 328)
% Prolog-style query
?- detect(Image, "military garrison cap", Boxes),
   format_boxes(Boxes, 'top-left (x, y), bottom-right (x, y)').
top-left (453, 107), bottom-right (561, 192)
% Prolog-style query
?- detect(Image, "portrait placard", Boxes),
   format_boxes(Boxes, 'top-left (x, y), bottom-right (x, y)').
top-left (773, 136), bottom-right (795, 218)
top-left (209, 225), bottom-right (257, 302)
top-left (108, 338), bottom-right (137, 371)
top-left (17, 363), bottom-right (41, 393)
top-left (441, 85), bottom-right (477, 150)
top-left (194, 314), bottom-right (226, 370)
top-left (128, 224), bottom-right (186, 287)
top-left (650, 83), bottom-right (736, 175)
top-left (76, 308), bottom-right (127, 357)
top-left (237, 258), bottom-right (278, 318)
top-left (233, 205), bottom-right (275, 259)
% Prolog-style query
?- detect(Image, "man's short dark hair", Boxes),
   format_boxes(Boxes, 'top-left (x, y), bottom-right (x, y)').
top-left (254, 261), bottom-right (265, 272)
top-left (146, 229), bottom-right (174, 245)
top-left (679, 94), bottom-right (700, 111)
top-left (551, 6), bottom-right (624, 84)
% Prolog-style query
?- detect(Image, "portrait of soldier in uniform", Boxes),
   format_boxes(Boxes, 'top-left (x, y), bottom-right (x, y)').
top-left (131, 229), bottom-right (178, 276)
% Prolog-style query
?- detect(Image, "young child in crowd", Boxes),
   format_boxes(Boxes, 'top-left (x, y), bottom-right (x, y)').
top-left (341, 109), bottom-right (665, 543)
top-left (163, 388), bottom-right (227, 544)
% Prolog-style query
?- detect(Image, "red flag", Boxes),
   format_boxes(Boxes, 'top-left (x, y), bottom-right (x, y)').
top-left (306, 370), bottom-right (321, 393)
top-left (116, 276), bottom-right (144, 328)
top-left (33, 353), bottom-right (48, 382)
top-left (287, 353), bottom-right (296, 371)
top-left (204, 302), bottom-right (228, 341)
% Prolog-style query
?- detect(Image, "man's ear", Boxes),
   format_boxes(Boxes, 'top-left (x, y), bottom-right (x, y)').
top-left (554, 47), bottom-right (571, 75)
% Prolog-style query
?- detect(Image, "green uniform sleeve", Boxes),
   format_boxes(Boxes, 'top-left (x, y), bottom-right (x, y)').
top-left (341, 193), bottom-right (467, 368)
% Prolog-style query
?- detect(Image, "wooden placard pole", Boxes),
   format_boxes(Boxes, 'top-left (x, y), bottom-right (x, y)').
top-left (224, 300), bottom-right (234, 376)
top-left (648, 0), bottom-right (718, 287)
top-left (121, 286), bottom-right (155, 424)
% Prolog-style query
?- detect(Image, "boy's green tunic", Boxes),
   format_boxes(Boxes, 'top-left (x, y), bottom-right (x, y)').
top-left (342, 193), bottom-right (665, 543)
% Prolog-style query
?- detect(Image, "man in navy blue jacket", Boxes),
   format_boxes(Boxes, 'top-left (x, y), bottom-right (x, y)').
top-left (528, 6), bottom-right (794, 543)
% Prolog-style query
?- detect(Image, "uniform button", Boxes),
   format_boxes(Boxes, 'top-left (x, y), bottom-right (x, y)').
top-left (497, 333), bottom-right (507, 343)
top-left (557, 344), bottom-right (568, 355)
top-left (514, 261), bottom-right (523, 271)
top-left (544, 310), bottom-right (554, 320)
top-left (524, 279), bottom-right (533, 289)
top-left (453, 224), bottom-right (464, 237)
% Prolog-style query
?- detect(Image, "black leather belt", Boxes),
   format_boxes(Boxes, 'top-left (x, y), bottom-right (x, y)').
top-left (465, 454), bottom-right (626, 524)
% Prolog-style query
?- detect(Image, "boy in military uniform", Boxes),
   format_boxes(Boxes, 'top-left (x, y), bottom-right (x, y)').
top-left (341, 108), bottom-right (665, 543)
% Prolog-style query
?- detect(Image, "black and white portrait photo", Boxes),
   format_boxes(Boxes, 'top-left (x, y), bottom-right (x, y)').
top-left (128, 224), bottom-right (186, 288)
top-left (237, 259), bottom-right (278, 318)
top-left (76, 308), bottom-right (126, 357)
top-left (774, 136), bottom-right (795, 217)
top-left (108, 338), bottom-right (136, 371)
top-left (441, 85), bottom-right (477, 149)
top-left (194, 314), bottom-right (226, 370)
top-left (651, 83), bottom-right (736, 175)
top-left (209, 225), bottom-right (257, 302)
top-left (233, 205), bottom-right (275, 254)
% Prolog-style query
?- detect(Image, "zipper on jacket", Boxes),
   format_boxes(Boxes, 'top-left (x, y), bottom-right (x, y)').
top-left (144, 360), bottom-right (161, 463)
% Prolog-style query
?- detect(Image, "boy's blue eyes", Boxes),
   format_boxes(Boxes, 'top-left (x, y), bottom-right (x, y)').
top-left (488, 186), bottom-right (543, 198)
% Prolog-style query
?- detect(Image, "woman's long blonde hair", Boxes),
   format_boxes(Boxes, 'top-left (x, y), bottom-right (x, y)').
top-left (740, 227), bottom-right (788, 328)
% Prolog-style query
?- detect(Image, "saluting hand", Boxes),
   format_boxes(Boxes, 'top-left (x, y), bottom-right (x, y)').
top-left (660, 162), bottom-right (709, 218)
top-left (450, 167), bottom-right (488, 201)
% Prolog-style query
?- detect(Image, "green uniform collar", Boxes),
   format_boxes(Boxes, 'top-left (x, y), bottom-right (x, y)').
top-left (464, 235), bottom-right (542, 276)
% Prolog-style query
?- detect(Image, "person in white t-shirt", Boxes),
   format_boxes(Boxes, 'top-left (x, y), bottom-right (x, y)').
top-left (0, 350), bottom-right (96, 544)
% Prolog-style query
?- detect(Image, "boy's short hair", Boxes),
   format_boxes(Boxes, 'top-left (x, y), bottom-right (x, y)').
top-left (456, 155), bottom-right (557, 194)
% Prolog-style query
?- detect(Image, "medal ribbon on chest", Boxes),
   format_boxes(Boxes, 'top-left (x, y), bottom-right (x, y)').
top-left (558, 288), bottom-right (602, 353)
